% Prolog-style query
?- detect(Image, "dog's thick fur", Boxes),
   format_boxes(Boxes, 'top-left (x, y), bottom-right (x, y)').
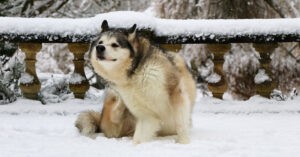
top-left (75, 20), bottom-right (196, 144)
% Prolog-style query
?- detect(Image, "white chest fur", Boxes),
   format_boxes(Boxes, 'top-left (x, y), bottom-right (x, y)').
top-left (114, 64), bottom-right (171, 119)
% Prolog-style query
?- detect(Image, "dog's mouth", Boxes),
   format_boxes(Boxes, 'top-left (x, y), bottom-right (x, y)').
top-left (98, 56), bottom-right (117, 62)
top-left (96, 50), bottom-right (117, 62)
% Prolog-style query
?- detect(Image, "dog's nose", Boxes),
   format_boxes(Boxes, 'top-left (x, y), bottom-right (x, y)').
top-left (96, 45), bottom-right (105, 52)
top-left (96, 45), bottom-right (106, 60)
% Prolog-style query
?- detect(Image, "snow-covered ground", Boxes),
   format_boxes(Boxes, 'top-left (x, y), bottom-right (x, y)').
top-left (1, 87), bottom-right (300, 157)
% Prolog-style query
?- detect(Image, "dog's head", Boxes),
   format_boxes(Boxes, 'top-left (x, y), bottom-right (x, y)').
top-left (90, 20), bottom-right (137, 66)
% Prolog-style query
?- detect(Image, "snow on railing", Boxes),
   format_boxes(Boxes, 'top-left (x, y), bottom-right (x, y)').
top-left (1, 11), bottom-right (299, 100)
top-left (1, 11), bottom-right (300, 43)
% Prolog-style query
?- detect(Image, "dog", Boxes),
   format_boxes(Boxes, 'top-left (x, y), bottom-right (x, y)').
top-left (75, 20), bottom-right (196, 144)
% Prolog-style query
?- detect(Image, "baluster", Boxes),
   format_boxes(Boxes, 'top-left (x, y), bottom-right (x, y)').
top-left (207, 44), bottom-right (231, 99)
top-left (253, 43), bottom-right (278, 98)
top-left (68, 43), bottom-right (90, 99)
top-left (19, 43), bottom-right (42, 100)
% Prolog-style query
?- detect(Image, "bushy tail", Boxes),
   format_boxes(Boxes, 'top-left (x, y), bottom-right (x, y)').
top-left (75, 110), bottom-right (101, 136)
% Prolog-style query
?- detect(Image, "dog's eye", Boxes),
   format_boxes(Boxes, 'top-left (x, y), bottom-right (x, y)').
top-left (98, 41), bottom-right (103, 44)
top-left (111, 43), bottom-right (119, 48)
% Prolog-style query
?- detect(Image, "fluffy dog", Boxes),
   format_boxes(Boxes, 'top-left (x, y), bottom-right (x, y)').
top-left (75, 20), bottom-right (196, 144)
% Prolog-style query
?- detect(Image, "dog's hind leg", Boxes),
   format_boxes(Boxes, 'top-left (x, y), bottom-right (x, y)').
top-left (171, 85), bottom-right (191, 144)
top-left (133, 114), bottom-right (160, 144)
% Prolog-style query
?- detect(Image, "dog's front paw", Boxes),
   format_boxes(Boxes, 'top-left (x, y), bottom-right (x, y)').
top-left (133, 140), bottom-right (141, 145)
top-left (176, 135), bottom-right (190, 144)
top-left (133, 136), bottom-right (150, 145)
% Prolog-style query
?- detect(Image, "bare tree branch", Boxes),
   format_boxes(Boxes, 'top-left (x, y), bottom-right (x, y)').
top-left (46, 0), bottom-right (69, 16)
top-left (27, 0), bottom-right (55, 17)
top-left (1, 1), bottom-right (23, 11)
top-left (55, 10), bottom-right (73, 18)
top-left (264, 0), bottom-right (285, 18)
top-left (93, 0), bottom-right (102, 8)
top-left (20, 0), bottom-right (34, 16)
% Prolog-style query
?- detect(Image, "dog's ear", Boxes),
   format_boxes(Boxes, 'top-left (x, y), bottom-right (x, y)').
top-left (128, 24), bottom-right (137, 41)
top-left (101, 20), bottom-right (109, 32)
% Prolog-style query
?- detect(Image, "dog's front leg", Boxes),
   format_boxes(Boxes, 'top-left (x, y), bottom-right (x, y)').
top-left (133, 115), bottom-right (160, 145)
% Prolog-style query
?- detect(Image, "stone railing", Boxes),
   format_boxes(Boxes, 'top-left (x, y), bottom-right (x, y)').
top-left (1, 14), bottom-right (300, 99)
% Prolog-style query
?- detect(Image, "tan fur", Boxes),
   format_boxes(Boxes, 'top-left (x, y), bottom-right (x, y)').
top-left (75, 89), bottom-right (135, 138)
top-left (75, 110), bottom-right (101, 136)
top-left (100, 89), bottom-right (135, 138)
top-left (76, 23), bottom-right (196, 144)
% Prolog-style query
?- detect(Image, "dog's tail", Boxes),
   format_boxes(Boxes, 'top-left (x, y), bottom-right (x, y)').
top-left (75, 110), bottom-right (101, 136)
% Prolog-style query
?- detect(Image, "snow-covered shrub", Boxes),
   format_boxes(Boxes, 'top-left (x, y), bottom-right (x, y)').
top-left (36, 44), bottom-right (73, 74)
top-left (0, 43), bottom-right (24, 104)
top-left (38, 73), bottom-right (106, 104)
top-left (178, 45), bottom-right (214, 95)
top-left (179, 44), bottom-right (215, 82)
top-left (223, 44), bottom-right (260, 100)
top-left (271, 88), bottom-right (299, 101)
top-left (38, 74), bottom-right (72, 104)
top-left (0, 80), bottom-right (16, 104)
top-left (271, 44), bottom-right (300, 97)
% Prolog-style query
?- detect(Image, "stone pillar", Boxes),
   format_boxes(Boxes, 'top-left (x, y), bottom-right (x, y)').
top-left (207, 44), bottom-right (231, 99)
top-left (19, 43), bottom-right (42, 100)
top-left (68, 43), bottom-right (90, 99)
top-left (253, 43), bottom-right (278, 98)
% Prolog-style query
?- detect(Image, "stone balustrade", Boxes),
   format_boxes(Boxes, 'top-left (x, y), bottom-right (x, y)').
top-left (1, 19), bottom-right (299, 100)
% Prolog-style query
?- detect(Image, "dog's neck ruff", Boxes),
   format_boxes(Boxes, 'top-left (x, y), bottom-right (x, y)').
top-left (127, 37), bottom-right (152, 77)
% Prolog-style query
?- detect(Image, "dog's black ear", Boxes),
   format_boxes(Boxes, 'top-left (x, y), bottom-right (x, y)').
top-left (101, 20), bottom-right (109, 32)
top-left (128, 24), bottom-right (137, 41)
top-left (128, 24), bottom-right (136, 34)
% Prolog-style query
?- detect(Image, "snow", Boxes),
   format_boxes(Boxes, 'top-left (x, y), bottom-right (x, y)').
top-left (205, 73), bottom-right (221, 83)
top-left (0, 11), bottom-right (300, 37)
top-left (69, 73), bottom-right (86, 84)
top-left (19, 72), bottom-right (34, 84)
top-left (1, 86), bottom-right (300, 157)
top-left (255, 69), bottom-right (272, 84)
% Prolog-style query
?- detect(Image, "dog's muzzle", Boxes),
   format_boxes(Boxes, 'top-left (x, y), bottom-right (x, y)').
top-left (96, 45), bottom-right (105, 60)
